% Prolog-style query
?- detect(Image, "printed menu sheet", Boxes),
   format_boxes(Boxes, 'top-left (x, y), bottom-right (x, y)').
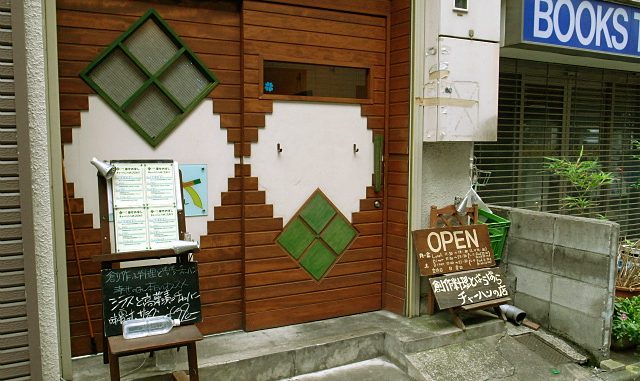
top-left (111, 161), bottom-right (179, 252)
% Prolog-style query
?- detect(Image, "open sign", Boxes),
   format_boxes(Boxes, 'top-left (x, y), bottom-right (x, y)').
top-left (424, 228), bottom-right (480, 252)
top-left (412, 224), bottom-right (495, 276)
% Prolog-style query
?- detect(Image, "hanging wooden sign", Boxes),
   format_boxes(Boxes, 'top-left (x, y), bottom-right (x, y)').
top-left (429, 267), bottom-right (509, 310)
top-left (412, 224), bottom-right (495, 276)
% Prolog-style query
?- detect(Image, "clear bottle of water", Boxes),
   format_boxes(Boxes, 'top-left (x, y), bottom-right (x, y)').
top-left (122, 316), bottom-right (180, 339)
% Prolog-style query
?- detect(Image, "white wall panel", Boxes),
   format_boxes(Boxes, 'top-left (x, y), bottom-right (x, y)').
top-left (248, 101), bottom-right (373, 224)
top-left (63, 97), bottom-right (236, 242)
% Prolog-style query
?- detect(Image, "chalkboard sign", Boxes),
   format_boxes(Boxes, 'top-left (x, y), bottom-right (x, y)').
top-left (428, 267), bottom-right (509, 310)
top-left (413, 224), bottom-right (495, 276)
top-left (101, 262), bottom-right (201, 337)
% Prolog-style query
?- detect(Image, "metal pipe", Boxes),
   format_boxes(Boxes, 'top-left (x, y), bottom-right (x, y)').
top-left (499, 304), bottom-right (527, 325)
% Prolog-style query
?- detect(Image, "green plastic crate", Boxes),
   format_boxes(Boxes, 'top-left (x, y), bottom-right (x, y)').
top-left (478, 209), bottom-right (511, 261)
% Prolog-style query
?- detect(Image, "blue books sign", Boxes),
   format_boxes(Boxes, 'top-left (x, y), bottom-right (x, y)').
top-left (519, 0), bottom-right (640, 58)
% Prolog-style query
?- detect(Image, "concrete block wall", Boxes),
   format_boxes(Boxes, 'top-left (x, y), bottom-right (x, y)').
top-left (493, 206), bottom-right (619, 361)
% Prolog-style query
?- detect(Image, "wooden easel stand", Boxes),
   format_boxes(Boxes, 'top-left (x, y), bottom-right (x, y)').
top-left (107, 325), bottom-right (202, 381)
top-left (94, 172), bottom-right (202, 380)
top-left (448, 296), bottom-right (510, 331)
top-left (420, 204), bottom-right (511, 329)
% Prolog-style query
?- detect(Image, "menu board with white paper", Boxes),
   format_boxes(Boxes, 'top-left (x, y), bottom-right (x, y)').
top-left (111, 161), bottom-right (180, 252)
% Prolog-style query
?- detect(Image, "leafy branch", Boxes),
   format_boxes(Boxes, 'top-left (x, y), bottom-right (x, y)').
top-left (544, 146), bottom-right (615, 218)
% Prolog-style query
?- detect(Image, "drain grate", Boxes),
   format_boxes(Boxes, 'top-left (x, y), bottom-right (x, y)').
top-left (514, 334), bottom-right (573, 366)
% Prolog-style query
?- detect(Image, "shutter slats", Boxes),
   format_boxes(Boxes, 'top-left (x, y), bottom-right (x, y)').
top-left (0, 347), bottom-right (29, 365)
top-left (476, 58), bottom-right (640, 238)
top-left (0, 287), bottom-right (24, 303)
top-left (0, 271), bottom-right (23, 287)
top-left (0, 4), bottom-right (31, 379)
top-left (0, 317), bottom-right (27, 334)
top-left (0, 331), bottom-right (28, 349)
top-left (0, 361), bottom-right (30, 379)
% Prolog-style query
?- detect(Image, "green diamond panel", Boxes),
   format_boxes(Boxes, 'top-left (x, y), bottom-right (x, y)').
top-left (299, 241), bottom-right (336, 281)
top-left (321, 215), bottom-right (357, 254)
top-left (276, 190), bottom-right (360, 281)
top-left (277, 218), bottom-right (315, 259)
top-left (300, 193), bottom-right (336, 233)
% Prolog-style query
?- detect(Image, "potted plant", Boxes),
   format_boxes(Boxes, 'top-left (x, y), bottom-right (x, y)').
top-left (616, 240), bottom-right (640, 298)
top-left (612, 296), bottom-right (640, 350)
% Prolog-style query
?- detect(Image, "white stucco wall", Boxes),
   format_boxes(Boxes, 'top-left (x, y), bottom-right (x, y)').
top-left (247, 101), bottom-right (373, 224)
top-left (19, 0), bottom-right (61, 378)
top-left (420, 141), bottom-right (473, 227)
top-left (63, 97), bottom-right (236, 242)
top-left (418, 141), bottom-right (474, 303)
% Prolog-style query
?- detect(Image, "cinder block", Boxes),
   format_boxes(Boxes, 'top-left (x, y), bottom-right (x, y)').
top-left (487, 205), bottom-right (511, 219)
top-left (506, 237), bottom-right (552, 272)
top-left (513, 292), bottom-right (550, 327)
top-left (506, 208), bottom-right (555, 244)
top-left (553, 246), bottom-right (612, 287)
top-left (551, 277), bottom-right (607, 318)
top-left (554, 216), bottom-right (617, 256)
top-left (505, 272), bottom-right (517, 295)
top-left (508, 264), bottom-right (552, 301)
top-left (549, 303), bottom-right (606, 361)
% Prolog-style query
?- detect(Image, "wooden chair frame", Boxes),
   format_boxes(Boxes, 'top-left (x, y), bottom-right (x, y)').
top-left (425, 204), bottom-right (479, 315)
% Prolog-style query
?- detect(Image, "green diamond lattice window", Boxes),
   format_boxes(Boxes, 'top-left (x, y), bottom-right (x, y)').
top-left (80, 9), bottom-right (218, 147)
top-left (277, 190), bottom-right (358, 281)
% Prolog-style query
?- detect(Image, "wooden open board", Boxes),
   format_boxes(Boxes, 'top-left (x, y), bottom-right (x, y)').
top-left (412, 224), bottom-right (495, 276)
top-left (428, 267), bottom-right (509, 310)
top-left (101, 262), bottom-right (201, 337)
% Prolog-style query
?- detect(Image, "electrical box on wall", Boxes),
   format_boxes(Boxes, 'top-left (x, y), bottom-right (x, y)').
top-left (422, 37), bottom-right (498, 142)
top-left (425, 0), bottom-right (500, 43)
top-left (420, 0), bottom-right (501, 142)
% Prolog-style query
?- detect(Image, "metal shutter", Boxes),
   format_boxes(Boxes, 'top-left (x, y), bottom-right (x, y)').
top-left (475, 58), bottom-right (640, 239)
top-left (0, 0), bottom-right (31, 379)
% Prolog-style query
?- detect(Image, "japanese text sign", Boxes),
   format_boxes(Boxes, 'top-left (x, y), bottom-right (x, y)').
top-left (412, 224), bottom-right (495, 276)
top-left (429, 268), bottom-right (510, 310)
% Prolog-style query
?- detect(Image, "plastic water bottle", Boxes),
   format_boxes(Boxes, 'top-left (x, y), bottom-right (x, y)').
top-left (122, 316), bottom-right (180, 339)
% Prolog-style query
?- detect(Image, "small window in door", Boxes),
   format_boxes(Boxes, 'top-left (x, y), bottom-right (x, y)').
top-left (263, 60), bottom-right (369, 101)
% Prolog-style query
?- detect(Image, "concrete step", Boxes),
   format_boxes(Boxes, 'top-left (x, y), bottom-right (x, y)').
top-left (405, 333), bottom-right (598, 381)
top-left (197, 329), bottom-right (385, 380)
top-left (278, 357), bottom-right (411, 381)
top-left (72, 310), bottom-right (508, 381)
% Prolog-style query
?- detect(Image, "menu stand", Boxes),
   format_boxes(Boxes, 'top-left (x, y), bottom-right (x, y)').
top-left (93, 173), bottom-right (202, 380)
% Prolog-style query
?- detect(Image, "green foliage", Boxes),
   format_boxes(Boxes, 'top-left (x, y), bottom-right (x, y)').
top-left (544, 146), bottom-right (615, 218)
top-left (613, 296), bottom-right (640, 343)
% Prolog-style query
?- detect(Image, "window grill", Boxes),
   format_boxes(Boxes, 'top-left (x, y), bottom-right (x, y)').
top-left (80, 9), bottom-right (218, 147)
top-left (475, 58), bottom-right (640, 239)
